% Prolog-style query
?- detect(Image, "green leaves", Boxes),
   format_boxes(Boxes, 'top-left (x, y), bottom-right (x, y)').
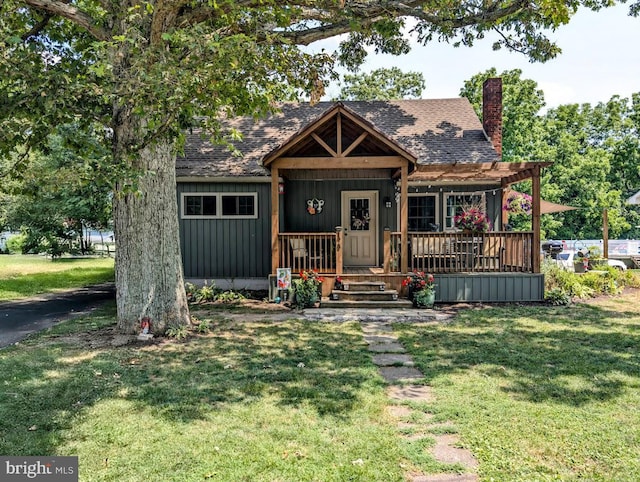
top-left (336, 67), bottom-right (425, 101)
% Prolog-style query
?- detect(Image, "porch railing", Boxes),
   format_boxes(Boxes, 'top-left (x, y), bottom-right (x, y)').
top-left (277, 232), bottom-right (339, 273)
top-left (276, 230), bottom-right (533, 275)
top-left (390, 231), bottom-right (534, 273)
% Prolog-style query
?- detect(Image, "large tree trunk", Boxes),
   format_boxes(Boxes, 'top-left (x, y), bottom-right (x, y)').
top-left (113, 135), bottom-right (190, 334)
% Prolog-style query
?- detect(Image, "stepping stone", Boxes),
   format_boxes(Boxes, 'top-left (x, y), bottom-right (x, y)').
top-left (379, 366), bottom-right (424, 383)
top-left (432, 434), bottom-right (478, 469)
top-left (386, 405), bottom-right (414, 418)
top-left (363, 334), bottom-right (399, 344)
top-left (411, 474), bottom-right (478, 482)
top-left (361, 323), bottom-right (393, 333)
top-left (372, 353), bottom-right (415, 366)
top-left (368, 342), bottom-right (406, 353)
top-left (387, 385), bottom-right (434, 402)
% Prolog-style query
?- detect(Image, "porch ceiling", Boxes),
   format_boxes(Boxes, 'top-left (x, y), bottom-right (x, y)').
top-left (406, 161), bottom-right (551, 185)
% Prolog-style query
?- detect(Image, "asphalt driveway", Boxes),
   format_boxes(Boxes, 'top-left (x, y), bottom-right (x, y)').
top-left (0, 283), bottom-right (115, 348)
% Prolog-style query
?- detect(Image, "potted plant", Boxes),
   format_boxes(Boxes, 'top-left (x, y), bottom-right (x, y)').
top-left (292, 270), bottom-right (324, 309)
top-left (402, 270), bottom-right (435, 307)
top-left (503, 191), bottom-right (532, 216)
top-left (413, 284), bottom-right (436, 308)
top-left (454, 207), bottom-right (490, 234)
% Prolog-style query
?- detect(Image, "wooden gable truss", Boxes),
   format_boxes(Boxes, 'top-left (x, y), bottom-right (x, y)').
top-left (264, 104), bottom-right (417, 274)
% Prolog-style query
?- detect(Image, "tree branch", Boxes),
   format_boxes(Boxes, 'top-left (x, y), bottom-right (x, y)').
top-left (176, 0), bottom-right (531, 47)
top-left (21, 12), bottom-right (54, 41)
top-left (22, 0), bottom-right (111, 41)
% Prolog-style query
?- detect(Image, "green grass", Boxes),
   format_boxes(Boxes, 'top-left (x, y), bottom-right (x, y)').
top-left (0, 306), bottom-right (407, 481)
top-left (2, 291), bottom-right (639, 481)
top-left (0, 255), bottom-right (114, 301)
top-left (395, 290), bottom-right (640, 481)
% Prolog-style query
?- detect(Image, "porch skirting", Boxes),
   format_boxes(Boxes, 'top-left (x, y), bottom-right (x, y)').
top-left (434, 273), bottom-right (544, 303)
top-left (267, 272), bottom-right (545, 303)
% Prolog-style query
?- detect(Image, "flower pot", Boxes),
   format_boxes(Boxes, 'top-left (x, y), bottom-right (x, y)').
top-left (413, 290), bottom-right (435, 308)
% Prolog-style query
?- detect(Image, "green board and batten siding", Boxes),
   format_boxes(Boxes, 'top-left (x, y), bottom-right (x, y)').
top-left (176, 180), bottom-right (543, 304)
top-left (177, 182), bottom-right (273, 279)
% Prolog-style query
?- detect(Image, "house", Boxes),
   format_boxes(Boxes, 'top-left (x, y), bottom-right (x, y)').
top-left (176, 78), bottom-right (547, 302)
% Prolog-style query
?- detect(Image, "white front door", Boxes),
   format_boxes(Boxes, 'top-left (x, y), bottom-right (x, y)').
top-left (341, 191), bottom-right (378, 266)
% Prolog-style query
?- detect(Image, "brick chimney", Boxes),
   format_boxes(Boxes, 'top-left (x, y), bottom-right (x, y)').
top-left (482, 77), bottom-right (502, 158)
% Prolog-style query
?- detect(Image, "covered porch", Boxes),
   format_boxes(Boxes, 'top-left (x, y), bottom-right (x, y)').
top-left (264, 103), bottom-right (548, 302)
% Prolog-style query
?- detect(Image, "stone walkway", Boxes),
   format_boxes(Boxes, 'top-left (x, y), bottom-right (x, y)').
top-left (362, 320), bottom-right (479, 482)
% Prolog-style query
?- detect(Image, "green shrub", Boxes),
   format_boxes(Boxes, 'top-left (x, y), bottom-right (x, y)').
top-left (543, 261), bottom-right (640, 300)
top-left (165, 324), bottom-right (189, 340)
top-left (6, 233), bottom-right (27, 254)
top-left (195, 281), bottom-right (217, 303)
top-left (216, 290), bottom-right (246, 303)
top-left (582, 269), bottom-right (622, 295)
top-left (545, 287), bottom-right (571, 306)
top-left (292, 270), bottom-right (323, 309)
top-left (622, 269), bottom-right (640, 288)
top-left (194, 318), bottom-right (211, 334)
top-left (185, 282), bottom-right (199, 302)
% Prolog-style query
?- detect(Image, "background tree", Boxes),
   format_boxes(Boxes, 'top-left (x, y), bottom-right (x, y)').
top-left (460, 68), bottom-right (548, 231)
top-left (462, 69), bottom-right (640, 240)
top-left (1, 0), bottom-right (631, 334)
top-left (1, 124), bottom-right (112, 256)
top-left (335, 67), bottom-right (425, 100)
top-left (540, 100), bottom-right (638, 240)
top-left (460, 68), bottom-right (547, 164)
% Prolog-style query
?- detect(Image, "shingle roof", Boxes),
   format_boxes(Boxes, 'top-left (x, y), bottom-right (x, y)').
top-left (176, 98), bottom-right (499, 178)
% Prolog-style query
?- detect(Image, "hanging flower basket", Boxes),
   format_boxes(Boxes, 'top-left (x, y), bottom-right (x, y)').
top-left (454, 208), bottom-right (490, 233)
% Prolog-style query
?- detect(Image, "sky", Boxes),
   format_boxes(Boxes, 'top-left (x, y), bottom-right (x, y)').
top-left (310, 3), bottom-right (640, 110)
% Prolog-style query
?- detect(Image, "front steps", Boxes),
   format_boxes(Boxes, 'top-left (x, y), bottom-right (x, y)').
top-left (320, 280), bottom-right (413, 309)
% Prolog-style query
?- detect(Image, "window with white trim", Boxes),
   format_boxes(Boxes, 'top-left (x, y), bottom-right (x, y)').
top-left (408, 194), bottom-right (438, 231)
top-left (181, 193), bottom-right (258, 219)
top-left (444, 193), bottom-right (485, 230)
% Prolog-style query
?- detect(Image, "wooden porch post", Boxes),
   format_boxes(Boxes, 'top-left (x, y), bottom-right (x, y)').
top-left (501, 182), bottom-right (509, 229)
top-left (383, 227), bottom-right (391, 273)
top-left (271, 167), bottom-right (280, 274)
top-left (531, 165), bottom-right (541, 273)
top-left (335, 226), bottom-right (343, 275)
top-left (400, 164), bottom-right (408, 273)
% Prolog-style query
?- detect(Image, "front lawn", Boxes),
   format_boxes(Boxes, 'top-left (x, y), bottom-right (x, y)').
top-left (0, 306), bottom-right (405, 481)
top-left (395, 291), bottom-right (640, 481)
top-left (0, 255), bottom-right (114, 301)
top-left (1, 291), bottom-right (639, 481)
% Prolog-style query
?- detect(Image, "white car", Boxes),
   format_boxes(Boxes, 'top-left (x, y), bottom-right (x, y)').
top-left (554, 251), bottom-right (627, 271)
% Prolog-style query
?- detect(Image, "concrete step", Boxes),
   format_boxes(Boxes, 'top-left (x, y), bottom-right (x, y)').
top-left (341, 281), bottom-right (386, 292)
top-left (330, 290), bottom-right (399, 302)
top-left (319, 298), bottom-right (414, 309)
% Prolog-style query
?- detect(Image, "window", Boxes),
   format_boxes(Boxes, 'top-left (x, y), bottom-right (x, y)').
top-left (408, 195), bottom-right (438, 231)
top-left (185, 195), bottom-right (216, 216)
top-left (181, 193), bottom-right (258, 219)
top-left (444, 193), bottom-right (485, 230)
top-left (222, 194), bottom-right (255, 216)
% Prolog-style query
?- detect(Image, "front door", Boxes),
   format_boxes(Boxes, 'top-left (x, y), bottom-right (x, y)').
top-left (341, 191), bottom-right (378, 266)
